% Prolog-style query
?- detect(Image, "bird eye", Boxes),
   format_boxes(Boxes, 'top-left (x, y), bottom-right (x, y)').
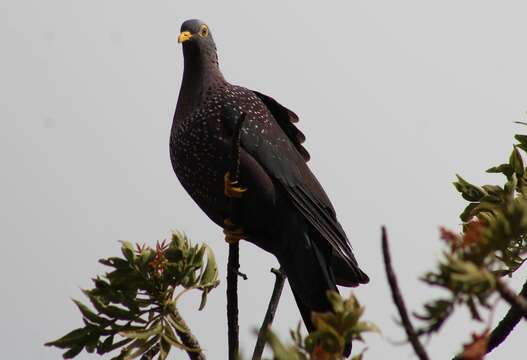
top-left (199, 25), bottom-right (209, 37)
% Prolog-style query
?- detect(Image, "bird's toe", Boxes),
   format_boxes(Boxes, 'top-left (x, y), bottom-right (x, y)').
top-left (224, 172), bottom-right (247, 198)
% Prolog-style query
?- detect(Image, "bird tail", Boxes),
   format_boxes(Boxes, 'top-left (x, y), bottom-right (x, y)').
top-left (276, 225), bottom-right (352, 357)
top-left (331, 250), bottom-right (370, 287)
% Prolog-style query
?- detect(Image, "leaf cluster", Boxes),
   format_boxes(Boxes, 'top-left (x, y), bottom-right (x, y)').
top-left (415, 129), bottom-right (527, 341)
top-left (264, 291), bottom-right (378, 360)
top-left (45, 232), bottom-right (219, 359)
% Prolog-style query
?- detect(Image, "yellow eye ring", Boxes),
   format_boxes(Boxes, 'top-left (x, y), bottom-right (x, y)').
top-left (199, 24), bottom-right (209, 37)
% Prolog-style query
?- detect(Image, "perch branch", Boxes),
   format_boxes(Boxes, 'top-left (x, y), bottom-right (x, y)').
top-left (251, 267), bottom-right (287, 360)
top-left (487, 278), bottom-right (527, 353)
top-left (227, 113), bottom-right (246, 360)
top-left (139, 307), bottom-right (205, 360)
top-left (171, 307), bottom-right (206, 360)
top-left (227, 243), bottom-right (240, 360)
top-left (382, 226), bottom-right (430, 360)
top-left (494, 277), bottom-right (527, 320)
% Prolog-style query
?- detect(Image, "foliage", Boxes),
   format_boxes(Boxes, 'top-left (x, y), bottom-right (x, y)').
top-left (44, 126), bottom-right (527, 360)
top-left (413, 127), bottom-right (527, 356)
top-left (264, 291), bottom-right (378, 360)
top-left (45, 232), bottom-right (219, 359)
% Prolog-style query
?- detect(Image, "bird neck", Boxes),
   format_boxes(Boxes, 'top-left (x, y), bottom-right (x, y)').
top-left (175, 49), bottom-right (225, 121)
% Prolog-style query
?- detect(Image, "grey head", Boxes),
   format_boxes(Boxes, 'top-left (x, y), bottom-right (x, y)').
top-left (174, 19), bottom-right (224, 121)
top-left (178, 19), bottom-right (219, 68)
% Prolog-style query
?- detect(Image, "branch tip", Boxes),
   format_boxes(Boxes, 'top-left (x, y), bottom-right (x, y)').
top-left (382, 226), bottom-right (430, 360)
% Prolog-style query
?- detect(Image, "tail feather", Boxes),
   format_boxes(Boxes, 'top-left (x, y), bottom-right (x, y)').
top-left (276, 222), bottom-right (352, 357)
top-left (331, 250), bottom-right (370, 287)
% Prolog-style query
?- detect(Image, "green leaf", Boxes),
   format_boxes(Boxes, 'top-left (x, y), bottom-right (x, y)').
top-left (481, 184), bottom-right (503, 196)
top-left (306, 330), bottom-right (342, 354)
top-left (125, 335), bottom-right (159, 359)
top-left (161, 332), bottom-right (188, 351)
top-left (158, 337), bottom-right (171, 360)
top-left (454, 175), bottom-right (487, 201)
top-left (199, 245), bottom-right (218, 286)
top-left (72, 299), bottom-right (110, 325)
top-left (139, 248), bottom-right (155, 267)
top-left (83, 290), bottom-right (138, 321)
top-left (97, 335), bottom-right (114, 355)
top-left (487, 163), bottom-right (513, 178)
top-left (120, 320), bottom-right (162, 340)
top-left (460, 203), bottom-right (478, 222)
top-left (45, 328), bottom-right (88, 349)
top-left (515, 134), bottom-right (527, 153)
top-left (171, 232), bottom-right (187, 250)
top-left (326, 290), bottom-right (344, 313)
top-left (62, 345), bottom-right (84, 359)
top-left (101, 337), bottom-right (134, 354)
top-left (99, 257), bottom-right (130, 269)
top-left (120, 241), bottom-right (136, 263)
top-left (265, 329), bottom-right (303, 360)
top-left (193, 245), bottom-right (206, 268)
top-left (479, 194), bottom-right (502, 204)
top-left (311, 313), bottom-right (339, 336)
top-left (84, 330), bottom-right (100, 354)
top-left (504, 173), bottom-right (518, 196)
top-left (198, 288), bottom-right (210, 311)
top-left (353, 321), bottom-right (380, 335)
top-left (510, 146), bottom-right (525, 177)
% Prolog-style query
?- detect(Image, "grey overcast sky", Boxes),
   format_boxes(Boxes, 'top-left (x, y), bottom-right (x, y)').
top-left (2, 1), bottom-right (527, 359)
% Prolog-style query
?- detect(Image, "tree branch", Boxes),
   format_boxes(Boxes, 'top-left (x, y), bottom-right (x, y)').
top-left (227, 113), bottom-right (246, 360)
top-left (171, 308), bottom-right (207, 360)
top-left (252, 267), bottom-right (287, 360)
top-left (227, 243), bottom-right (241, 360)
top-left (487, 278), bottom-right (527, 353)
top-left (139, 308), bottom-right (206, 360)
top-left (494, 277), bottom-right (527, 320)
top-left (382, 226), bottom-right (430, 360)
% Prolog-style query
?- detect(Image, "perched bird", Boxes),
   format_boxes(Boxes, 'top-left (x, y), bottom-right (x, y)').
top-left (170, 19), bottom-right (369, 355)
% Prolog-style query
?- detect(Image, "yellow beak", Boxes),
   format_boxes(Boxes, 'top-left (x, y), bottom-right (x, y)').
top-left (178, 31), bottom-right (192, 43)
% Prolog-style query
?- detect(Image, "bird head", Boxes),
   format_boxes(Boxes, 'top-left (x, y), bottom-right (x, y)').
top-left (178, 19), bottom-right (218, 65)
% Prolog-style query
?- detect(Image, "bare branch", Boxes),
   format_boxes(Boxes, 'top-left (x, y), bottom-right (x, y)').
top-left (227, 113), bottom-right (246, 360)
top-left (227, 243), bottom-right (241, 360)
top-left (487, 278), bottom-right (527, 353)
top-left (495, 277), bottom-right (527, 320)
top-left (382, 226), bottom-right (430, 360)
top-left (252, 267), bottom-right (287, 360)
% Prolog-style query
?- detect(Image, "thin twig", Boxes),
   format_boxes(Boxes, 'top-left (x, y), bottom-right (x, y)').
top-left (227, 113), bottom-right (246, 360)
top-left (252, 267), bottom-right (287, 360)
top-left (238, 271), bottom-right (248, 280)
top-left (495, 277), bottom-right (527, 321)
top-left (487, 278), bottom-right (527, 353)
top-left (227, 243), bottom-right (241, 360)
top-left (171, 308), bottom-right (206, 360)
top-left (381, 226), bottom-right (430, 360)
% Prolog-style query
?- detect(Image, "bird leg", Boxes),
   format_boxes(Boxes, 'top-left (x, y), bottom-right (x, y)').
top-left (224, 172), bottom-right (247, 198)
top-left (223, 172), bottom-right (246, 243)
top-left (223, 218), bottom-right (245, 244)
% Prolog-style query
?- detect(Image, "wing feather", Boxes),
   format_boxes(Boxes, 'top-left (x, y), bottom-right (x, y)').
top-left (252, 91), bottom-right (310, 161)
top-left (240, 90), bottom-right (361, 269)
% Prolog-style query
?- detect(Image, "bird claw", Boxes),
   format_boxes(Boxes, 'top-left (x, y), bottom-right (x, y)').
top-left (223, 218), bottom-right (245, 243)
top-left (224, 172), bottom-right (247, 198)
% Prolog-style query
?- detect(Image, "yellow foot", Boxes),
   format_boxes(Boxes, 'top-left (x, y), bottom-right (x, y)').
top-left (224, 172), bottom-right (247, 198)
top-left (223, 218), bottom-right (245, 244)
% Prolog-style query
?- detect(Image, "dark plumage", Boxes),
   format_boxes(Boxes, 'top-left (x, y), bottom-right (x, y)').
top-left (170, 19), bottom-right (369, 356)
